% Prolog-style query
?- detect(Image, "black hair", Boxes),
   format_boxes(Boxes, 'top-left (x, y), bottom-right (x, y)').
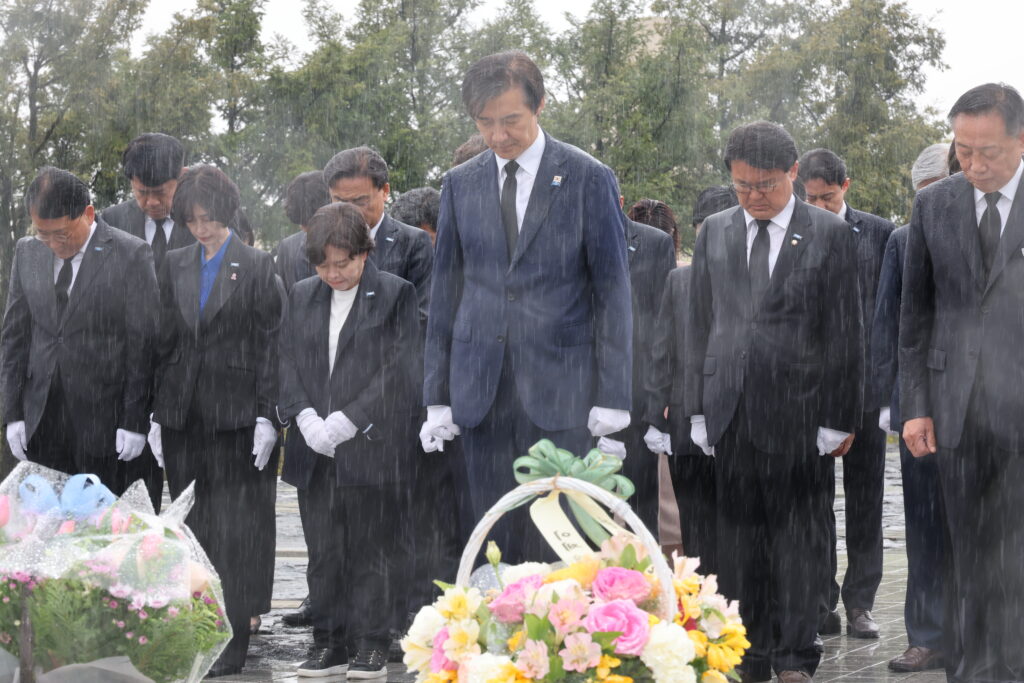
top-left (284, 171), bottom-right (331, 226)
top-left (948, 83), bottom-right (1024, 136)
top-left (723, 121), bottom-right (798, 172)
top-left (171, 165), bottom-right (240, 227)
top-left (122, 133), bottom-right (185, 187)
top-left (690, 186), bottom-right (739, 227)
top-left (390, 187), bottom-right (441, 232)
top-left (323, 147), bottom-right (389, 190)
top-left (25, 167), bottom-right (91, 220)
top-left (305, 202), bottom-right (375, 266)
top-left (797, 148), bottom-right (848, 186)
top-left (628, 199), bottom-right (679, 252)
top-left (462, 51), bottom-right (545, 119)
top-left (948, 140), bottom-right (962, 175)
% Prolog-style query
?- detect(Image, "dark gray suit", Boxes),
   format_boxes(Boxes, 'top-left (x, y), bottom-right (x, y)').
top-left (371, 214), bottom-right (433, 321)
top-left (685, 198), bottom-right (863, 678)
top-left (102, 200), bottom-right (196, 267)
top-left (1, 218), bottom-right (159, 487)
top-left (275, 230), bottom-right (315, 293)
top-left (900, 170), bottom-right (1024, 683)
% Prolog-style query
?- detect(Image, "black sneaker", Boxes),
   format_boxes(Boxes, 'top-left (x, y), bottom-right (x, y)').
top-left (348, 647), bottom-right (388, 679)
top-left (297, 647), bottom-right (348, 677)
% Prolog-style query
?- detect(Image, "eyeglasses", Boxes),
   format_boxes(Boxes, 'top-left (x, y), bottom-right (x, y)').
top-left (33, 229), bottom-right (73, 244)
top-left (732, 180), bottom-right (779, 196)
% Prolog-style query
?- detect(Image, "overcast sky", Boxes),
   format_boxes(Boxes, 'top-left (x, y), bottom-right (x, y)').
top-left (137, 0), bottom-right (1023, 121)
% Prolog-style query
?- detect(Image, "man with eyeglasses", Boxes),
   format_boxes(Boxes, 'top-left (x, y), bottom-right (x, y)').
top-left (684, 121), bottom-right (863, 683)
top-left (797, 148), bottom-right (895, 643)
top-left (901, 83), bottom-right (1024, 683)
top-left (1, 167), bottom-right (159, 491)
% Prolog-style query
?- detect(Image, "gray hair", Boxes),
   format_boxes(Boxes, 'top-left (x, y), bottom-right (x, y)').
top-left (911, 143), bottom-right (950, 190)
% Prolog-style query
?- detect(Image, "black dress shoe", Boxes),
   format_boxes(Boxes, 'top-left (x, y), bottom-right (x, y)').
top-left (813, 634), bottom-right (824, 653)
top-left (737, 666), bottom-right (773, 683)
top-left (846, 607), bottom-right (880, 638)
top-left (818, 608), bottom-right (841, 635)
top-left (205, 661), bottom-right (242, 678)
top-left (888, 645), bottom-right (944, 672)
top-left (283, 595), bottom-right (313, 627)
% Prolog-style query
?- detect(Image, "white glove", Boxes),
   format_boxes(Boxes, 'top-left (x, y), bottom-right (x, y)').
top-left (6, 421), bottom-right (27, 461)
top-left (296, 408), bottom-right (337, 457)
top-left (878, 407), bottom-right (893, 434)
top-left (597, 436), bottom-right (627, 460)
top-left (148, 418), bottom-right (164, 468)
top-left (252, 418), bottom-right (277, 470)
top-left (116, 428), bottom-right (147, 462)
top-left (587, 406), bottom-right (631, 437)
top-left (324, 411), bottom-right (359, 445)
top-left (420, 405), bottom-right (461, 453)
top-left (689, 415), bottom-right (714, 456)
top-left (644, 425), bottom-right (673, 455)
top-left (816, 426), bottom-right (850, 456)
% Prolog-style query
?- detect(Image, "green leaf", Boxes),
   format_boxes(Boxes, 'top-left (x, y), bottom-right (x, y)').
top-left (590, 631), bottom-right (623, 650)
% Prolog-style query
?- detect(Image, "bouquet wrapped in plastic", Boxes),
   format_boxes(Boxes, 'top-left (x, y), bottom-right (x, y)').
top-left (0, 462), bottom-right (230, 682)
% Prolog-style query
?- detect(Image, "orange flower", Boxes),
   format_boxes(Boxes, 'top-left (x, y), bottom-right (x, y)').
top-left (544, 555), bottom-right (600, 589)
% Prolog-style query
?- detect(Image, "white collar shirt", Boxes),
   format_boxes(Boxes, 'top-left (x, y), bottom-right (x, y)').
top-left (743, 193), bottom-right (796, 277)
top-left (369, 212), bottom-right (384, 242)
top-left (495, 129), bottom-right (546, 231)
top-left (974, 157), bottom-right (1023, 235)
top-left (145, 215), bottom-right (175, 245)
top-left (328, 285), bottom-right (359, 375)
top-left (52, 221), bottom-right (98, 292)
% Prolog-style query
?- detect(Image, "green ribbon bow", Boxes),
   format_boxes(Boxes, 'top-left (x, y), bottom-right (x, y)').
top-left (512, 439), bottom-right (636, 547)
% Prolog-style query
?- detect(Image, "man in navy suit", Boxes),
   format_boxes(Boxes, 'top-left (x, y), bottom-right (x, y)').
top-left (798, 149), bottom-right (895, 641)
top-left (421, 51), bottom-right (633, 561)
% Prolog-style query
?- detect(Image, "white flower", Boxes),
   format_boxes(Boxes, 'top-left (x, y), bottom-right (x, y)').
top-left (444, 618), bottom-right (482, 663)
top-left (462, 653), bottom-right (511, 683)
top-left (640, 621), bottom-right (697, 683)
top-left (406, 605), bottom-right (446, 646)
top-left (526, 578), bottom-right (586, 616)
top-left (672, 552), bottom-right (701, 582)
top-left (400, 638), bottom-right (432, 675)
top-left (435, 586), bottom-right (483, 622)
top-left (501, 562), bottom-right (551, 584)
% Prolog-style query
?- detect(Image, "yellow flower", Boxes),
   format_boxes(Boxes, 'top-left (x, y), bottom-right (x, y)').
top-left (507, 630), bottom-right (525, 652)
top-left (544, 555), bottom-right (601, 589)
top-left (436, 586), bottom-right (482, 622)
top-left (603, 676), bottom-right (633, 683)
top-left (706, 643), bottom-right (742, 672)
top-left (444, 619), bottom-right (482, 663)
top-left (674, 574), bottom-right (701, 596)
top-left (702, 670), bottom-right (729, 683)
top-left (718, 623), bottom-right (750, 651)
top-left (426, 671), bottom-right (458, 683)
top-left (596, 654), bottom-right (621, 679)
top-left (486, 662), bottom-right (530, 683)
top-left (688, 629), bottom-right (708, 658)
top-left (679, 593), bottom-right (701, 622)
top-left (647, 613), bottom-right (660, 626)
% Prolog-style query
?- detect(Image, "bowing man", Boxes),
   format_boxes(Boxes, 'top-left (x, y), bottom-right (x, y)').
top-left (147, 165), bottom-right (283, 678)
top-left (279, 202), bottom-right (421, 679)
top-left (2, 167), bottom-right (159, 489)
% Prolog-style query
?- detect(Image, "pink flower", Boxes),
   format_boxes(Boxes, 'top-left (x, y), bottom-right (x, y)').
top-left (167, 607), bottom-right (179, 617)
top-left (116, 621), bottom-right (125, 629)
top-left (559, 632), bottom-right (602, 672)
top-left (110, 508), bottom-right (130, 534)
top-left (57, 520), bottom-right (76, 535)
top-left (125, 632), bottom-right (134, 639)
top-left (430, 628), bottom-right (457, 672)
top-left (547, 598), bottom-right (588, 635)
top-left (592, 567), bottom-right (651, 604)
top-left (109, 584), bottom-right (132, 599)
top-left (138, 636), bottom-right (149, 645)
top-left (583, 599), bottom-right (651, 656)
top-left (138, 610), bottom-right (148, 620)
top-left (517, 639), bottom-right (550, 679)
top-left (109, 600), bottom-right (118, 609)
top-left (0, 495), bottom-right (9, 527)
top-left (489, 574), bottom-right (543, 623)
top-left (140, 534), bottom-right (162, 561)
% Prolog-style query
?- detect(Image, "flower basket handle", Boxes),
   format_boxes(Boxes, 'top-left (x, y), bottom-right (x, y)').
top-left (456, 476), bottom-right (678, 621)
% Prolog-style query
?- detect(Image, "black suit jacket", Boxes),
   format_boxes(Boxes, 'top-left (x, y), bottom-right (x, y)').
top-left (645, 266), bottom-right (701, 455)
top-left (845, 205), bottom-right (896, 411)
top-left (275, 230), bottom-right (315, 293)
top-left (278, 260), bottom-right (422, 489)
top-left (623, 220), bottom-right (676, 418)
top-left (684, 199), bottom-right (864, 454)
top-left (370, 214), bottom-right (433, 322)
top-left (900, 171), bottom-right (1024, 451)
top-left (1, 219), bottom-right (159, 458)
top-left (152, 237), bottom-right (283, 431)
top-left (870, 225), bottom-right (907, 425)
top-left (101, 200), bottom-right (196, 269)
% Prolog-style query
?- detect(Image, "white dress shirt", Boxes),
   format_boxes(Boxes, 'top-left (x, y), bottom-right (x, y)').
top-left (328, 285), bottom-right (359, 375)
top-left (369, 213), bottom-right (384, 242)
top-left (52, 222), bottom-right (98, 292)
top-left (145, 216), bottom-right (175, 245)
top-left (743, 194), bottom-right (795, 276)
top-left (834, 201), bottom-right (849, 218)
top-left (974, 157), bottom-right (1022, 234)
top-left (495, 129), bottom-right (547, 231)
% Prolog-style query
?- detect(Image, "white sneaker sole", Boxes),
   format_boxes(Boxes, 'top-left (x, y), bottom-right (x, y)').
top-left (296, 663), bottom-right (348, 677)
top-left (346, 666), bottom-right (387, 679)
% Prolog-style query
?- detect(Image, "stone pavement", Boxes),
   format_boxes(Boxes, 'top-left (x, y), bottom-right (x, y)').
top-left (213, 441), bottom-right (948, 682)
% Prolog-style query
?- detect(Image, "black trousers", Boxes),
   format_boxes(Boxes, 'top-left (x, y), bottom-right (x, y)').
top-left (164, 422), bottom-right (277, 667)
top-left (821, 409), bottom-right (886, 618)
top-left (668, 452), bottom-right (718, 576)
top-left (28, 373), bottom-right (117, 487)
top-left (938, 393), bottom-right (1024, 683)
top-left (460, 355), bottom-right (592, 564)
top-left (111, 443), bottom-right (164, 513)
top-left (617, 421), bottom-right (660, 535)
top-left (898, 437), bottom-right (946, 651)
top-left (715, 405), bottom-right (826, 678)
top-left (297, 457), bottom-right (405, 651)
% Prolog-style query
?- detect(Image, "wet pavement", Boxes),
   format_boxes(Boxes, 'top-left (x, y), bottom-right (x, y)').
top-left (213, 439), bottom-right (946, 682)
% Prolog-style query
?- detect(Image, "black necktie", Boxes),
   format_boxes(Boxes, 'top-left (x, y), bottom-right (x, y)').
top-left (980, 192), bottom-right (1002, 276)
top-left (749, 219), bottom-right (771, 306)
top-left (55, 257), bottom-right (73, 318)
top-left (151, 217), bottom-right (168, 266)
top-left (501, 160), bottom-right (520, 258)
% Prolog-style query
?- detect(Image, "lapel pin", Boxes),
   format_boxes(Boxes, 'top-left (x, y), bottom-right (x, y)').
top-left (852, 226), bottom-right (861, 233)
top-left (791, 233), bottom-right (803, 246)
top-left (230, 262), bottom-right (239, 267)
top-left (385, 236), bottom-right (395, 242)
top-left (628, 245), bottom-right (637, 252)
top-left (366, 291), bottom-right (375, 298)
top-left (551, 175), bottom-right (562, 187)
top-left (230, 273), bottom-right (237, 280)
top-left (94, 246), bottom-right (103, 251)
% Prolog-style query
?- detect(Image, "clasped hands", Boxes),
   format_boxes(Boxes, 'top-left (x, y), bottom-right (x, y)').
top-left (296, 408), bottom-right (357, 458)
top-left (148, 416), bottom-right (280, 470)
top-left (5, 421), bottom-right (147, 463)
